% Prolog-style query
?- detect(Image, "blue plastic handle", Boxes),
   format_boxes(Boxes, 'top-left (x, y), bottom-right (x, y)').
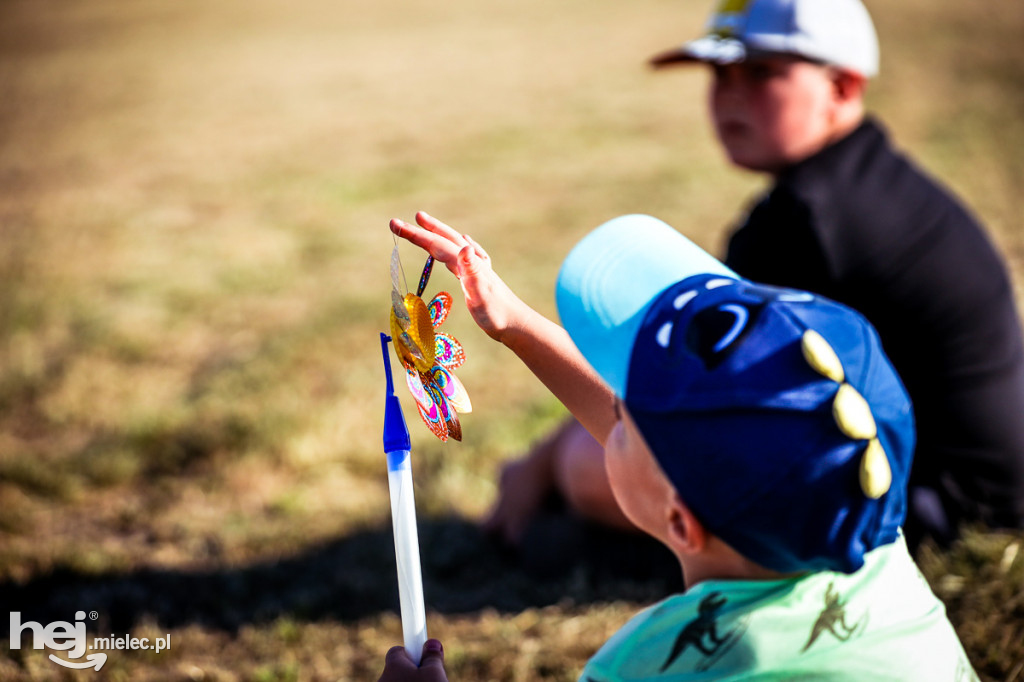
top-left (381, 333), bottom-right (412, 453)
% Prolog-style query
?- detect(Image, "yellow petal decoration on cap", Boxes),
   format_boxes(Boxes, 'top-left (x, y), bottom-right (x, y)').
top-left (801, 330), bottom-right (845, 383)
top-left (833, 384), bottom-right (877, 440)
top-left (859, 438), bottom-right (892, 499)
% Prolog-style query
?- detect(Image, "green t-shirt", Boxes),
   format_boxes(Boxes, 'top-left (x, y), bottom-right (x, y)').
top-left (581, 536), bottom-right (977, 681)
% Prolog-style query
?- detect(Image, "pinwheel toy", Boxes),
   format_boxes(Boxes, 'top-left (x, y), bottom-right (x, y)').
top-left (380, 331), bottom-right (428, 664)
top-left (389, 245), bottom-right (471, 441)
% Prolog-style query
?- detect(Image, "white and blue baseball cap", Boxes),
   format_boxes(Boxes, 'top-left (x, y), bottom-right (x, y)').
top-left (555, 215), bottom-right (737, 397)
top-left (556, 215), bottom-right (915, 573)
top-left (650, 0), bottom-right (880, 78)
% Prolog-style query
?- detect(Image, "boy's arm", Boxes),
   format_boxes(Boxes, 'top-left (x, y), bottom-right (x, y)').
top-left (389, 213), bottom-right (616, 445)
top-left (501, 306), bottom-right (616, 444)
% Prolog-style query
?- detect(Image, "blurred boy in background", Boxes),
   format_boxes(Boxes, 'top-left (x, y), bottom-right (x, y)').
top-left (380, 214), bottom-right (979, 680)
top-left (483, 0), bottom-right (1024, 550)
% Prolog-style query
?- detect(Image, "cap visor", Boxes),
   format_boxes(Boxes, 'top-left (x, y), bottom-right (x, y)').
top-left (556, 215), bottom-right (737, 396)
top-left (650, 48), bottom-right (703, 68)
top-left (650, 35), bottom-right (748, 68)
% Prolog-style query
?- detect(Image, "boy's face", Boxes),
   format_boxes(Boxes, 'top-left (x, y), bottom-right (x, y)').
top-left (709, 57), bottom-right (841, 173)
top-left (604, 400), bottom-right (676, 542)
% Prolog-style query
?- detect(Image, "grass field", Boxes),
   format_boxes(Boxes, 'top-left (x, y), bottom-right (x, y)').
top-left (1, 0), bottom-right (1022, 679)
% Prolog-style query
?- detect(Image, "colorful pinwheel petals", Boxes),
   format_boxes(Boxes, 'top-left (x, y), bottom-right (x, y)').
top-left (389, 246), bottom-right (472, 441)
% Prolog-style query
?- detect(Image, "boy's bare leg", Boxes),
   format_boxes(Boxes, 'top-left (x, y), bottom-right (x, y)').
top-left (554, 419), bottom-right (635, 531)
top-left (483, 418), bottom-right (634, 545)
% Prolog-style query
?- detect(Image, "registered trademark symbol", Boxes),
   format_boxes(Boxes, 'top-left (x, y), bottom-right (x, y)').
top-left (89, 611), bottom-right (99, 621)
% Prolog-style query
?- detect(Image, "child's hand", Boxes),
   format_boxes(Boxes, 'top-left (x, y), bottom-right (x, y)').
top-left (391, 212), bottom-right (616, 444)
top-left (389, 212), bottom-right (529, 344)
top-left (377, 640), bottom-right (448, 682)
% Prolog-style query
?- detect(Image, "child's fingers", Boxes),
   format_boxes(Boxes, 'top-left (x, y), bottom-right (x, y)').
top-left (389, 218), bottom-right (435, 253)
top-left (390, 218), bottom-right (462, 270)
top-left (378, 645), bottom-right (417, 678)
top-left (416, 212), bottom-right (469, 248)
top-left (419, 639), bottom-right (446, 672)
top-left (383, 645), bottom-right (414, 667)
top-left (463, 234), bottom-right (490, 263)
top-left (456, 244), bottom-right (484, 279)
top-left (457, 246), bottom-right (493, 311)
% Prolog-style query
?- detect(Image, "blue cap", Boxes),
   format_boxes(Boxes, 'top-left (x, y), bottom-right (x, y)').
top-left (556, 215), bottom-right (738, 398)
top-left (556, 215), bottom-right (914, 574)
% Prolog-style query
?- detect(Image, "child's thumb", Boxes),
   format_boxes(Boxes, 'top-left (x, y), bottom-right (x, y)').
top-left (457, 244), bottom-right (481, 277)
top-left (419, 639), bottom-right (445, 671)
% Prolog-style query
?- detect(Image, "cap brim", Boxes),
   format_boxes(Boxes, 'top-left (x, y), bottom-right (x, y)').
top-left (649, 35), bottom-right (749, 68)
top-left (556, 215), bottom-right (738, 396)
top-left (649, 48), bottom-right (703, 68)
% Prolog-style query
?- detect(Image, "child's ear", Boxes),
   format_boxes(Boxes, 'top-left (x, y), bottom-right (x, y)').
top-left (832, 69), bottom-right (867, 104)
top-left (666, 493), bottom-right (708, 555)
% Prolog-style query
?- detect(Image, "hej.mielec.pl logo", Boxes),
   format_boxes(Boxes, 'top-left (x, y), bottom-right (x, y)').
top-left (9, 611), bottom-right (171, 671)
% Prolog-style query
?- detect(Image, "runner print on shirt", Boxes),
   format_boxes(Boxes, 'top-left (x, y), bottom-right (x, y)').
top-left (801, 582), bottom-right (868, 652)
top-left (661, 592), bottom-right (747, 672)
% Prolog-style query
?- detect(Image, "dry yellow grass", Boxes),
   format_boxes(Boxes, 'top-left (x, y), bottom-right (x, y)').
top-left (1, 0), bottom-right (1022, 679)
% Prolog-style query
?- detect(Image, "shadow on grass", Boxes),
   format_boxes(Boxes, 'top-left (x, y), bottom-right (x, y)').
top-left (0, 513), bottom-right (682, 635)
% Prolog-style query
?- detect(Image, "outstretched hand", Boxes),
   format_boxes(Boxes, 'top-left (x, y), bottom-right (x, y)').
top-left (389, 212), bottom-right (529, 344)
top-left (377, 640), bottom-right (448, 682)
top-left (391, 211), bottom-right (617, 445)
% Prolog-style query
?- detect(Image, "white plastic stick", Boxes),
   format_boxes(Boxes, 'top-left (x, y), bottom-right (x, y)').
top-left (386, 449), bottom-right (427, 665)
